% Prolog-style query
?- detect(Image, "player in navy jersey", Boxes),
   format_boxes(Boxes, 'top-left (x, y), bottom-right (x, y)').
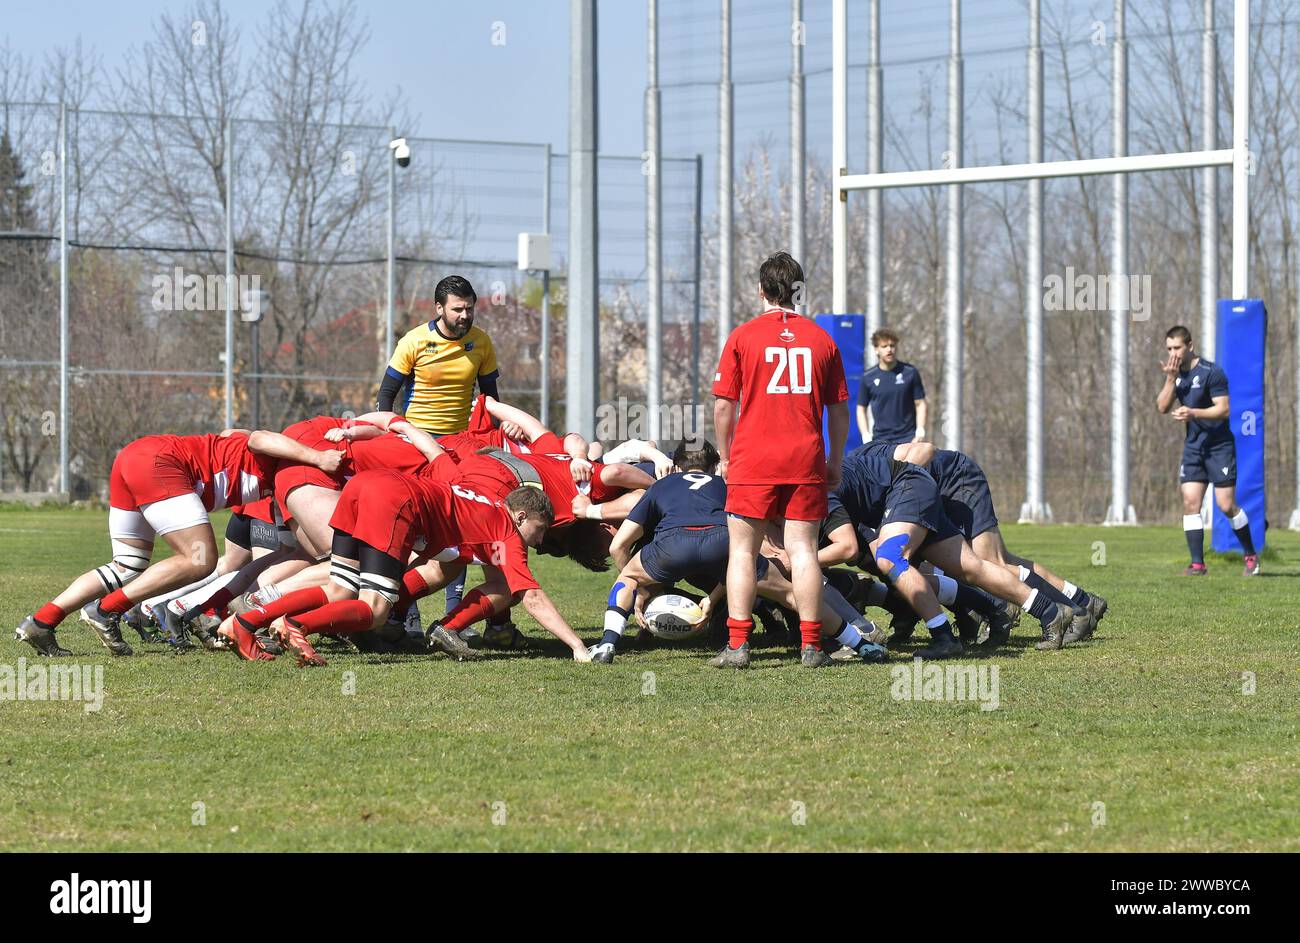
top-left (1157, 325), bottom-right (1258, 575)
top-left (589, 440), bottom-right (886, 664)
top-left (898, 442), bottom-right (1107, 644)
top-left (836, 441), bottom-right (1077, 656)
top-left (857, 328), bottom-right (927, 445)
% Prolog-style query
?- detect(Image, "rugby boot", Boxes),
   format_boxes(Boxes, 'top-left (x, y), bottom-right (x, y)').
top-left (14, 615), bottom-right (72, 657)
top-left (79, 602), bottom-right (132, 656)
top-left (1034, 605), bottom-right (1072, 651)
top-left (707, 642), bottom-right (751, 669)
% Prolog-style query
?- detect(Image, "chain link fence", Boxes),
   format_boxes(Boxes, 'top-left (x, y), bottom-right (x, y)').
top-left (0, 105), bottom-right (703, 498)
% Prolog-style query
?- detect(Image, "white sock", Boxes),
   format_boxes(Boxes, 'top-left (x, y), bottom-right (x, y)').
top-left (1231, 509), bottom-right (1248, 529)
top-left (1017, 564), bottom-right (1031, 582)
top-left (1183, 514), bottom-right (1204, 532)
top-left (835, 621), bottom-right (864, 648)
top-left (603, 608), bottom-right (628, 637)
top-left (1062, 581), bottom-right (1078, 598)
top-left (936, 574), bottom-right (959, 606)
top-left (169, 570), bottom-right (240, 616)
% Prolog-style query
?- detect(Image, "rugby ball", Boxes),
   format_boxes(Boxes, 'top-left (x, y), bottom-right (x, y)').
top-left (644, 594), bottom-right (706, 640)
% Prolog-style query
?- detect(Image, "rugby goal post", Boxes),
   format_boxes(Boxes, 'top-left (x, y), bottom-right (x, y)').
top-left (830, 0), bottom-right (1253, 527)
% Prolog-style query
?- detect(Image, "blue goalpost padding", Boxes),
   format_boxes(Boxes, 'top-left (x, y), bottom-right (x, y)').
top-left (815, 313), bottom-right (866, 455)
top-left (1212, 299), bottom-right (1267, 553)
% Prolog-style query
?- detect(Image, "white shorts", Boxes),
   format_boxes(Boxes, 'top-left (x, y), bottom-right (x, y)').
top-left (109, 493), bottom-right (210, 542)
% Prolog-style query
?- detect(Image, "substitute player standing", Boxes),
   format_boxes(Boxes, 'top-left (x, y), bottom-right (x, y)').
top-left (1156, 325), bottom-right (1259, 576)
top-left (856, 328), bottom-right (927, 445)
top-left (710, 251), bottom-right (850, 668)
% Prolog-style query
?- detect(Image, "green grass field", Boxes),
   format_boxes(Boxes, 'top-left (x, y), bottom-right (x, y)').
top-left (1, 506), bottom-right (1296, 851)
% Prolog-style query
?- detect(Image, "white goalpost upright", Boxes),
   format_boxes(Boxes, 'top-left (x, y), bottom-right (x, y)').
top-left (831, 0), bottom-right (1253, 526)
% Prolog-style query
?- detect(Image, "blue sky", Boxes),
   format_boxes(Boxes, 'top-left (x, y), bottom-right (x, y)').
top-left (2, 0), bottom-right (649, 155)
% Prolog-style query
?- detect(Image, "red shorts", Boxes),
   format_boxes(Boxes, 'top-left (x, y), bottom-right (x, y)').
top-left (329, 480), bottom-right (419, 562)
top-left (109, 437), bottom-right (197, 511)
top-left (725, 482), bottom-right (828, 522)
top-left (274, 418), bottom-right (347, 522)
top-left (230, 495), bottom-right (276, 524)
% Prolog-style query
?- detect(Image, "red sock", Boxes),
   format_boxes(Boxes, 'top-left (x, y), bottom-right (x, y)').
top-left (206, 587), bottom-right (236, 613)
top-left (799, 620), bottom-right (822, 650)
top-left (394, 569), bottom-right (431, 611)
top-left (35, 603), bottom-right (66, 628)
top-left (99, 589), bottom-right (133, 615)
top-left (727, 617), bottom-right (752, 649)
top-left (240, 586), bottom-right (329, 631)
top-left (443, 588), bottom-right (497, 633)
top-left (291, 600), bottom-right (375, 636)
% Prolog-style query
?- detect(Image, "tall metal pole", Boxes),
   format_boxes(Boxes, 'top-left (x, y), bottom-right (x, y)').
top-left (224, 117), bottom-right (234, 429)
top-left (251, 320), bottom-right (261, 429)
top-left (944, 0), bottom-right (964, 450)
top-left (1106, 0), bottom-right (1134, 524)
top-left (567, 0), bottom-right (599, 439)
top-left (646, 0), bottom-right (663, 438)
top-left (1021, 0), bottom-right (1048, 522)
top-left (692, 153), bottom-right (703, 406)
top-left (866, 0), bottom-right (883, 341)
top-left (831, 0), bottom-right (847, 314)
top-left (790, 0), bottom-right (805, 270)
top-left (541, 143), bottom-right (552, 429)
top-left (386, 127), bottom-right (397, 363)
top-left (58, 102), bottom-right (68, 493)
top-left (1201, 0), bottom-right (1218, 360)
top-left (1231, 0), bottom-right (1248, 299)
top-left (718, 0), bottom-right (734, 347)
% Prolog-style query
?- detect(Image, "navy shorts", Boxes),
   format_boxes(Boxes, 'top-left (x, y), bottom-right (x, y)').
top-left (878, 466), bottom-right (961, 546)
top-left (639, 526), bottom-right (769, 585)
top-left (1181, 439), bottom-right (1237, 486)
top-left (940, 461), bottom-right (999, 541)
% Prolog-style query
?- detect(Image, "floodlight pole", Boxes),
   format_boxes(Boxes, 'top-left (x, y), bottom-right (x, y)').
top-left (386, 127), bottom-right (397, 363)
top-left (719, 0), bottom-right (734, 347)
top-left (224, 117), bottom-right (235, 430)
top-left (944, 0), bottom-right (964, 452)
top-left (646, 0), bottom-right (662, 439)
top-left (541, 143), bottom-right (552, 429)
top-left (790, 0), bottom-right (805, 269)
top-left (831, 0), bottom-right (847, 314)
top-left (1105, 0), bottom-right (1135, 525)
top-left (1021, 0), bottom-right (1049, 523)
top-left (567, 0), bottom-right (599, 439)
top-left (1201, 0), bottom-right (1218, 361)
top-left (58, 102), bottom-right (68, 494)
top-left (866, 0), bottom-right (883, 342)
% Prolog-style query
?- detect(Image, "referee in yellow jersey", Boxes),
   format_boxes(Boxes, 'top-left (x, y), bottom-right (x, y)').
top-left (376, 275), bottom-right (499, 616)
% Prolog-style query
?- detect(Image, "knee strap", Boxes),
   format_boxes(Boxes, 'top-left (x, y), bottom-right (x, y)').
top-left (874, 534), bottom-right (911, 584)
top-left (95, 540), bottom-right (150, 592)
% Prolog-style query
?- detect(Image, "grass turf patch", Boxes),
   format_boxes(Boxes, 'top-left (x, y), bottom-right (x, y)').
top-left (1, 510), bottom-right (1296, 851)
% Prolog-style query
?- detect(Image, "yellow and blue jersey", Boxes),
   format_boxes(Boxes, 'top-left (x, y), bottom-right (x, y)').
top-left (385, 321), bottom-right (499, 435)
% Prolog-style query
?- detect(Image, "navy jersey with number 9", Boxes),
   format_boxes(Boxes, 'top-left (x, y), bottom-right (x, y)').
top-left (625, 471), bottom-right (727, 539)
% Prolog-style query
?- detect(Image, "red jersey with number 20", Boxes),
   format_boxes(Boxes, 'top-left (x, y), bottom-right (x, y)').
top-left (712, 309), bottom-right (849, 485)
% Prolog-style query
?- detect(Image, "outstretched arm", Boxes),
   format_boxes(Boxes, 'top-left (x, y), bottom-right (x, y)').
top-left (481, 395), bottom-right (549, 443)
top-left (518, 587), bottom-right (590, 660)
top-left (609, 519), bottom-right (645, 571)
top-left (247, 431), bottom-right (344, 473)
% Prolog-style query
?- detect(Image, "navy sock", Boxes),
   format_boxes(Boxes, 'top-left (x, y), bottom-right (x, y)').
top-left (954, 583), bottom-right (998, 618)
top-left (601, 605), bottom-right (631, 648)
top-left (1024, 570), bottom-right (1079, 612)
top-left (1025, 589), bottom-right (1056, 623)
top-left (1183, 514), bottom-right (1205, 565)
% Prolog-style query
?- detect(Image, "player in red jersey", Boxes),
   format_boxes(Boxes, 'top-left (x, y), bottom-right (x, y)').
top-left (272, 411), bottom-right (447, 560)
top-left (219, 470), bottom-right (591, 665)
top-left (709, 251), bottom-right (850, 669)
top-left (14, 429), bottom-right (344, 658)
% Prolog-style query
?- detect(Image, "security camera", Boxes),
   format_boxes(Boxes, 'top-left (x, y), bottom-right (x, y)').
top-left (389, 137), bottom-right (411, 168)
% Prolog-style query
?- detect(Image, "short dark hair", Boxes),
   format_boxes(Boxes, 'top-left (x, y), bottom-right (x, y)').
top-left (1166, 325), bottom-right (1193, 344)
top-left (871, 328), bottom-right (900, 346)
top-left (671, 438), bottom-right (719, 473)
top-left (504, 486), bottom-right (554, 527)
top-left (758, 251), bottom-right (804, 309)
top-left (543, 519), bottom-right (611, 572)
top-left (435, 275), bottom-right (477, 306)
